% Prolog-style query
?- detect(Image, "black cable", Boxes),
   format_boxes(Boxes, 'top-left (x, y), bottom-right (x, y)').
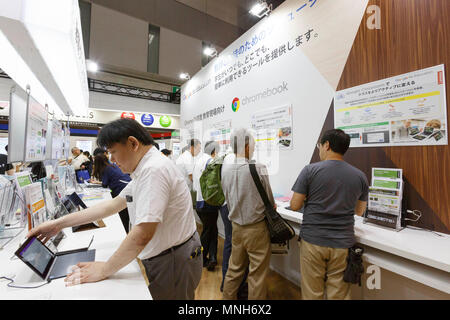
top-left (0, 276), bottom-right (51, 289)
top-left (405, 225), bottom-right (445, 237)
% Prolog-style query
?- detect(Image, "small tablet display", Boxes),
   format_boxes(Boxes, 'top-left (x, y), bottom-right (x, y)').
top-left (15, 237), bottom-right (55, 280)
top-left (432, 130), bottom-right (443, 141)
top-left (408, 127), bottom-right (419, 136)
top-left (68, 192), bottom-right (87, 209)
top-left (422, 126), bottom-right (434, 136)
top-left (412, 134), bottom-right (426, 140)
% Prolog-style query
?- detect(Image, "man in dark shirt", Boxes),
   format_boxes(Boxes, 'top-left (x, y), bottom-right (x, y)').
top-left (0, 145), bottom-right (14, 175)
top-left (290, 129), bottom-right (368, 300)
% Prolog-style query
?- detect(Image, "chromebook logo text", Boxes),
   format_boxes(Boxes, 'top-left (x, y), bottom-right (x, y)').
top-left (241, 81), bottom-right (289, 106)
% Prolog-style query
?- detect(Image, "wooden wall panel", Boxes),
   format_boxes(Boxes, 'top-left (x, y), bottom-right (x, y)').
top-left (312, 0), bottom-right (450, 233)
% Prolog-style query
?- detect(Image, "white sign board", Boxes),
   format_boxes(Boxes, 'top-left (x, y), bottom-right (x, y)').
top-left (76, 140), bottom-right (92, 154)
top-left (334, 64), bottom-right (448, 147)
top-left (25, 95), bottom-right (48, 162)
top-left (180, 0), bottom-right (369, 195)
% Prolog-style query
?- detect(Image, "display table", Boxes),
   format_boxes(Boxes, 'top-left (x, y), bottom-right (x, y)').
top-left (274, 202), bottom-right (450, 299)
top-left (0, 188), bottom-right (151, 300)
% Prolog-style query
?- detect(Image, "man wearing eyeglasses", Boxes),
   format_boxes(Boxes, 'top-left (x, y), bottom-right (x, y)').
top-left (290, 129), bottom-right (368, 300)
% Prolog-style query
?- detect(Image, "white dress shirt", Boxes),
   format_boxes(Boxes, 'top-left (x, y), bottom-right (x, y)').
top-left (192, 153), bottom-right (212, 202)
top-left (175, 150), bottom-right (195, 190)
top-left (71, 154), bottom-right (89, 170)
top-left (119, 146), bottom-right (197, 259)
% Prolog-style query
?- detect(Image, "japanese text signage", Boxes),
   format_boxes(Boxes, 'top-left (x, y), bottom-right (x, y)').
top-left (334, 64), bottom-right (448, 147)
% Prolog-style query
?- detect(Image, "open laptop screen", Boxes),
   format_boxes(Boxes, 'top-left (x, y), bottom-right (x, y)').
top-left (15, 237), bottom-right (55, 279)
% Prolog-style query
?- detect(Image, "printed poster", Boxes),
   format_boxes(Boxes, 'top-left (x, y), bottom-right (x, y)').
top-left (334, 64), bottom-right (447, 147)
top-left (25, 99), bottom-right (48, 161)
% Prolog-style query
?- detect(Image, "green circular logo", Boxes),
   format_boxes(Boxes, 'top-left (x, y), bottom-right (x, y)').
top-left (159, 115), bottom-right (172, 127)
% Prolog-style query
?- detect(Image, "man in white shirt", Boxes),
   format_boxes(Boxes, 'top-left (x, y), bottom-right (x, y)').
top-left (176, 140), bottom-right (201, 191)
top-left (70, 147), bottom-right (89, 170)
top-left (27, 118), bottom-right (202, 300)
top-left (192, 141), bottom-right (220, 271)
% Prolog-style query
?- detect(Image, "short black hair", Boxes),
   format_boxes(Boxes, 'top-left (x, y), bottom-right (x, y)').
top-left (97, 118), bottom-right (154, 149)
top-left (161, 149), bottom-right (172, 156)
top-left (190, 139), bottom-right (201, 147)
top-left (319, 129), bottom-right (350, 155)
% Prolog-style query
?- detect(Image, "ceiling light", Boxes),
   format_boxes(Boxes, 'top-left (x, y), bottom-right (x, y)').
top-left (203, 46), bottom-right (217, 57)
top-left (87, 60), bottom-right (98, 73)
top-left (179, 73), bottom-right (190, 80)
top-left (249, 1), bottom-right (272, 18)
top-left (0, 0), bottom-right (89, 116)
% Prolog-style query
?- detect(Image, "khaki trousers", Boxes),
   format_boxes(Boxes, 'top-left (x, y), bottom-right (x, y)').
top-left (299, 239), bottom-right (351, 300)
top-left (223, 220), bottom-right (271, 300)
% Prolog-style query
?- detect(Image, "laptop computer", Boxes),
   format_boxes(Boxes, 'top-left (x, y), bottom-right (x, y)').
top-left (15, 236), bottom-right (96, 281)
top-left (61, 192), bottom-right (100, 232)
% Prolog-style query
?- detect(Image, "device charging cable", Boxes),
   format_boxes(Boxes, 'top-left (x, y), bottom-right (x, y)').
top-left (404, 209), bottom-right (422, 222)
top-left (404, 209), bottom-right (445, 237)
top-left (0, 275), bottom-right (51, 289)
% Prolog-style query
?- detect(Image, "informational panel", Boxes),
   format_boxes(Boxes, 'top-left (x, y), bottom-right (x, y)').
top-left (62, 123), bottom-right (71, 159)
top-left (0, 137), bottom-right (8, 154)
top-left (8, 86), bottom-right (28, 163)
top-left (334, 64), bottom-right (447, 147)
top-left (51, 120), bottom-right (64, 160)
top-left (45, 119), bottom-right (64, 160)
top-left (25, 95), bottom-right (48, 162)
top-left (76, 140), bottom-right (93, 154)
top-left (250, 105), bottom-right (293, 174)
top-left (180, 0), bottom-right (369, 195)
top-left (251, 104), bottom-right (293, 151)
top-left (172, 142), bottom-right (181, 159)
top-left (207, 119), bottom-right (232, 157)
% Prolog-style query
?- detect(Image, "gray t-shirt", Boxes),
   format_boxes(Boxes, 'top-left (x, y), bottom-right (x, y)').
top-left (292, 160), bottom-right (368, 249)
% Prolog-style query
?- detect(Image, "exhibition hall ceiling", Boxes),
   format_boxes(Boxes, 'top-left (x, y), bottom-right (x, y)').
top-left (86, 0), bottom-right (286, 46)
top-left (175, 0), bottom-right (286, 31)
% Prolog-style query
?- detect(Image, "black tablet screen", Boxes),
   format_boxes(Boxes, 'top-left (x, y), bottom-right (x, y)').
top-left (16, 237), bottom-right (54, 278)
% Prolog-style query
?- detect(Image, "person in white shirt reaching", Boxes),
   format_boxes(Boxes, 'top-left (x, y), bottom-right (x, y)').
top-left (27, 118), bottom-right (202, 300)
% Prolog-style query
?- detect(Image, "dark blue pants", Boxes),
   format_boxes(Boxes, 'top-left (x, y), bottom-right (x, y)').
top-left (219, 204), bottom-right (248, 292)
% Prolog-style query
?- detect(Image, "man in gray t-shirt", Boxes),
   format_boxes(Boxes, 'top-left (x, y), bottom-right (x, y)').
top-left (290, 129), bottom-right (368, 300)
top-left (292, 160), bottom-right (368, 248)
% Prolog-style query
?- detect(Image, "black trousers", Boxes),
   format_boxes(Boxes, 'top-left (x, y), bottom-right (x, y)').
top-left (196, 207), bottom-right (219, 261)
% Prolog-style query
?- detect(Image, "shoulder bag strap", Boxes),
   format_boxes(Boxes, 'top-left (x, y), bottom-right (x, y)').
top-left (249, 162), bottom-right (272, 211)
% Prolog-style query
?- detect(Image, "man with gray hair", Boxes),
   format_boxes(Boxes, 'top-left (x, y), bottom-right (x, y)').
top-left (221, 128), bottom-right (274, 300)
top-left (193, 140), bottom-right (221, 271)
top-left (70, 147), bottom-right (89, 170)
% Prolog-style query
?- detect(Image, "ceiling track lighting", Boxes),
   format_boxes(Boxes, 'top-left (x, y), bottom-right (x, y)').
top-left (179, 72), bottom-right (190, 80)
top-left (203, 46), bottom-right (217, 58)
top-left (249, 1), bottom-right (272, 18)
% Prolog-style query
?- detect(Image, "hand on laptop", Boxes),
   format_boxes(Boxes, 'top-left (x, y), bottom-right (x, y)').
top-left (64, 261), bottom-right (108, 286)
top-left (27, 220), bottom-right (62, 244)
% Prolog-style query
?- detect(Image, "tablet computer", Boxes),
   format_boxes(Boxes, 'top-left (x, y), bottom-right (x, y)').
top-left (15, 236), bottom-right (95, 281)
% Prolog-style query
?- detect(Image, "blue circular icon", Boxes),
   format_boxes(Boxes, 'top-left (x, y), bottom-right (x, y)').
top-left (141, 114), bottom-right (154, 126)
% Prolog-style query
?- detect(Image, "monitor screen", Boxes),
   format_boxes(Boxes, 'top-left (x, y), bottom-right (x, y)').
top-left (68, 192), bottom-right (87, 209)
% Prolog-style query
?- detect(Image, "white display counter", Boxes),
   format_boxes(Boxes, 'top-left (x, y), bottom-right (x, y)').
top-left (273, 201), bottom-right (450, 299)
top-left (0, 188), bottom-right (151, 300)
